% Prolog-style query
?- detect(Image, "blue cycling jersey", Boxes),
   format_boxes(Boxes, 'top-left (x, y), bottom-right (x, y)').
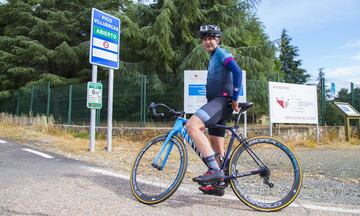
top-left (206, 47), bottom-right (242, 101)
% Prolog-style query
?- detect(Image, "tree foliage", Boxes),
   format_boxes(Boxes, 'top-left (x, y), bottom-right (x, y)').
top-left (279, 28), bottom-right (310, 84)
top-left (1, 0), bottom-right (277, 114)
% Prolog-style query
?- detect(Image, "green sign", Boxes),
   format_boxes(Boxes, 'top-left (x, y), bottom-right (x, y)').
top-left (87, 82), bottom-right (103, 109)
top-left (93, 25), bottom-right (118, 40)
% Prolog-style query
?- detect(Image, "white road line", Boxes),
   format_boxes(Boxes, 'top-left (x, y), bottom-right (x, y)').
top-left (85, 166), bottom-right (360, 214)
top-left (0, 139), bottom-right (7, 143)
top-left (22, 148), bottom-right (54, 159)
top-left (299, 204), bottom-right (360, 214)
top-left (86, 167), bottom-right (129, 179)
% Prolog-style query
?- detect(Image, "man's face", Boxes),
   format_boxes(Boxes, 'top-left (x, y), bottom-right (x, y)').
top-left (201, 36), bottom-right (219, 53)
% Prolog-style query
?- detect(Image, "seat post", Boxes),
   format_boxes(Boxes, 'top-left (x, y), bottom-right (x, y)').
top-left (234, 112), bottom-right (242, 129)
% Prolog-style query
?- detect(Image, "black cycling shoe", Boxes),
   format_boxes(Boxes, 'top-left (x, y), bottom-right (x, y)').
top-left (199, 185), bottom-right (225, 196)
top-left (192, 170), bottom-right (225, 184)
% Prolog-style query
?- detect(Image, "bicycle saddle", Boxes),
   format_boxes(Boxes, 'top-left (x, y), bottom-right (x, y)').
top-left (238, 102), bottom-right (253, 113)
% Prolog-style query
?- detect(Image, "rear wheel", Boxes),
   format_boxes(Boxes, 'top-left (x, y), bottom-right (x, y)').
top-left (130, 135), bottom-right (187, 204)
top-left (229, 136), bottom-right (302, 211)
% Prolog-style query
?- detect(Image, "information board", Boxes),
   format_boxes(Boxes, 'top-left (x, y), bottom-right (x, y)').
top-left (269, 82), bottom-right (318, 124)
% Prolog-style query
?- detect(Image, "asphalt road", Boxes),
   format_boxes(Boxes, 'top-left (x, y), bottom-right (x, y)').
top-left (1, 139), bottom-right (359, 216)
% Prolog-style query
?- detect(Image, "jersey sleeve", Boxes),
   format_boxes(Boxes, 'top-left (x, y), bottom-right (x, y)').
top-left (215, 48), bottom-right (234, 66)
top-left (226, 59), bottom-right (243, 101)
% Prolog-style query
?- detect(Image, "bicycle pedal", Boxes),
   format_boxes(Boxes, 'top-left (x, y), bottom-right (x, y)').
top-left (212, 182), bottom-right (229, 189)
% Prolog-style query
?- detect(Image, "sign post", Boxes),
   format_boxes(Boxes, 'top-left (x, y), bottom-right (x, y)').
top-left (89, 65), bottom-right (98, 152)
top-left (89, 8), bottom-right (120, 152)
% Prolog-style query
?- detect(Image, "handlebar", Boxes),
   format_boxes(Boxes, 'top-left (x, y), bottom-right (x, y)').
top-left (148, 102), bottom-right (185, 118)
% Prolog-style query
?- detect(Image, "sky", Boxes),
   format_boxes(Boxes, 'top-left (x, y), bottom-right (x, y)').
top-left (256, 0), bottom-right (360, 85)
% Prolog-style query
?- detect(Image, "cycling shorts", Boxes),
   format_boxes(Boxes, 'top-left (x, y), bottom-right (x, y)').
top-left (194, 97), bottom-right (233, 137)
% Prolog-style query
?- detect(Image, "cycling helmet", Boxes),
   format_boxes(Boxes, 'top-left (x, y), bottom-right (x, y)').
top-left (199, 24), bottom-right (222, 38)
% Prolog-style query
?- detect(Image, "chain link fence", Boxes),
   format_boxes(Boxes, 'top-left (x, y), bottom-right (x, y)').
top-left (319, 78), bottom-right (360, 126)
top-left (0, 74), bottom-right (359, 128)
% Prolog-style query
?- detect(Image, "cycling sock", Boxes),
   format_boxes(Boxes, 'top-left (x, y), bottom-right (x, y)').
top-left (205, 154), bottom-right (221, 172)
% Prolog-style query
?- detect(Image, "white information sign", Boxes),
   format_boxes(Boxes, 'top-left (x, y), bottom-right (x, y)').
top-left (269, 82), bottom-right (318, 124)
top-left (87, 82), bottom-right (103, 109)
top-left (334, 102), bottom-right (360, 117)
top-left (184, 70), bottom-right (207, 113)
top-left (184, 70), bottom-right (246, 113)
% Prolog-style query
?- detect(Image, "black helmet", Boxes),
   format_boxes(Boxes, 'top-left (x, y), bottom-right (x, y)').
top-left (199, 24), bottom-right (222, 38)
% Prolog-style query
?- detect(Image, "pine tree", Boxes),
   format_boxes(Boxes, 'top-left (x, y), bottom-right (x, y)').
top-left (279, 28), bottom-right (310, 84)
top-left (0, 0), bottom-right (132, 95)
top-left (0, 0), bottom-right (276, 114)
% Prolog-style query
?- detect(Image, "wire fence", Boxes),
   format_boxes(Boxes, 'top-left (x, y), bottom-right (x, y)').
top-left (0, 74), bottom-right (359, 127)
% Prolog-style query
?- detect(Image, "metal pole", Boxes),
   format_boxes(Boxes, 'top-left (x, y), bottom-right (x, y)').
top-left (351, 82), bottom-right (355, 106)
top-left (107, 69), bottom-right (114, 152)
top-left (16, 93), bottom-right (20, 115)
top-left (96, 109), bottom-right (100, 126)
top-left (67, 85), bottom-right (72, 125)
top-left (316, 123), bottom-right (320, 143)
top-left (244, 111), bottom-right (247, 138)
top-left (46, 82), bottom-right (51, 117)
top-left (140, 75), bottom-right (144, 127)
top-left (321, 78), bottom-right (326, 125)
top-left (30, 87), bottom-right (34, 115)
top-left (143, 75), bottom-right (147, 127)
top-left (268, 82), bottom-right (273, 136)
top-left (90, 65), bottom-right (97, 153)
top-left (358, 119), bottom-right (360, 139)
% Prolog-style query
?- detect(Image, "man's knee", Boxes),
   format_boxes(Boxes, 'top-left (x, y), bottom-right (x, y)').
top-left (186, 116), bottom-right (204, 136)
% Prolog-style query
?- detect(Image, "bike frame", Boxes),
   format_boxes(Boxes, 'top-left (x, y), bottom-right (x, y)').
top-left (152, 113), bottom-right (268, 179)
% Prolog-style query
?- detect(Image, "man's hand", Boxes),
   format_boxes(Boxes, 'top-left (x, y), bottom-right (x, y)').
top-left (231, 100), bottom-right (240, 112)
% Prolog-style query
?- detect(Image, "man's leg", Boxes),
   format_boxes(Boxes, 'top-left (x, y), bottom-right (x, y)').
top-left (198, 135), bottom-right (226, 197)
top-left (209, 135), bottom-right (225, 165)
top-left (186, 115), bottom-right (223, 182)
top-left (186, 115), bottom-right (215, 157)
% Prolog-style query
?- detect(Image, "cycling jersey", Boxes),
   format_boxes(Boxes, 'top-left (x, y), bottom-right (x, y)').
top-left (206, 47), bottom-right (242, 101)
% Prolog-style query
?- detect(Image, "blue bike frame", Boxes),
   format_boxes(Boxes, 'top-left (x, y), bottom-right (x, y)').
top-left (152, 116), bottom-right (243, 171)
top-left (152, 117), bottom-right (202, 169)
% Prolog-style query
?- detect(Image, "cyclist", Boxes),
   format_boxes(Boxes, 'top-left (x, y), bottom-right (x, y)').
top-left (186, 24), bottom-right (243, 196)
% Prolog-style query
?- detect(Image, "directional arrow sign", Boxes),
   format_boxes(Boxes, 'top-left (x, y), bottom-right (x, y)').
top-left (89, 8), bottom-right (121, 69)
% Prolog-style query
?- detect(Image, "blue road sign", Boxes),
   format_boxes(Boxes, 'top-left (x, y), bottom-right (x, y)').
top-left (89, 8), bottom-right (121, 69)
top-left (188, 84), bottom-right (206, 96)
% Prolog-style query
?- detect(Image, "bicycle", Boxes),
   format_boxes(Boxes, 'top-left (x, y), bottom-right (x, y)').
top-left (130, 102), bottom-right (303, 212)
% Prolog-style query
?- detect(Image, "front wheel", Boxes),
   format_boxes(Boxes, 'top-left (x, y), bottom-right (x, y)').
top-left (229, 136), bottom-right (303, 212)
top-left (130, 135), bottom-right (188, 204)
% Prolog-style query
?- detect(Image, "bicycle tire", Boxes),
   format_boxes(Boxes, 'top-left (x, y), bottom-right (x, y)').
top-left (130, 134), bottom-right (188, 204)
top-left (229, 136), bottom-right (303, 212)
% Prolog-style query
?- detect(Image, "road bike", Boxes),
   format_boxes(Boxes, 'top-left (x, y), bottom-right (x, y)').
top-left (130, 102), bottom-right (303, 212)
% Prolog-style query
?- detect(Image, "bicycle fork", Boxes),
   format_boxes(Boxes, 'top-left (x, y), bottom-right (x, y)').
top-left (151, 118), bottom-right (187, 170)
top-left (151, 131), bottom-right (176, 170)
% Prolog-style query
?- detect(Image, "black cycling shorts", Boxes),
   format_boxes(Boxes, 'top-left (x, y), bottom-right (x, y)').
top-left (194, 97), bottom-right (233, 137)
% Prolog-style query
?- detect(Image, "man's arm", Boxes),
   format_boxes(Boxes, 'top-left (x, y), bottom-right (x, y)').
top-left (224, 58), bottom-right (243, 101)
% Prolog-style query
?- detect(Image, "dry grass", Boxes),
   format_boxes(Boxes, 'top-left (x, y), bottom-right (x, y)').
top-left (0, 113), bottom-right (148, 172)
top-left (0, 113), bottom-right (359, 173)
